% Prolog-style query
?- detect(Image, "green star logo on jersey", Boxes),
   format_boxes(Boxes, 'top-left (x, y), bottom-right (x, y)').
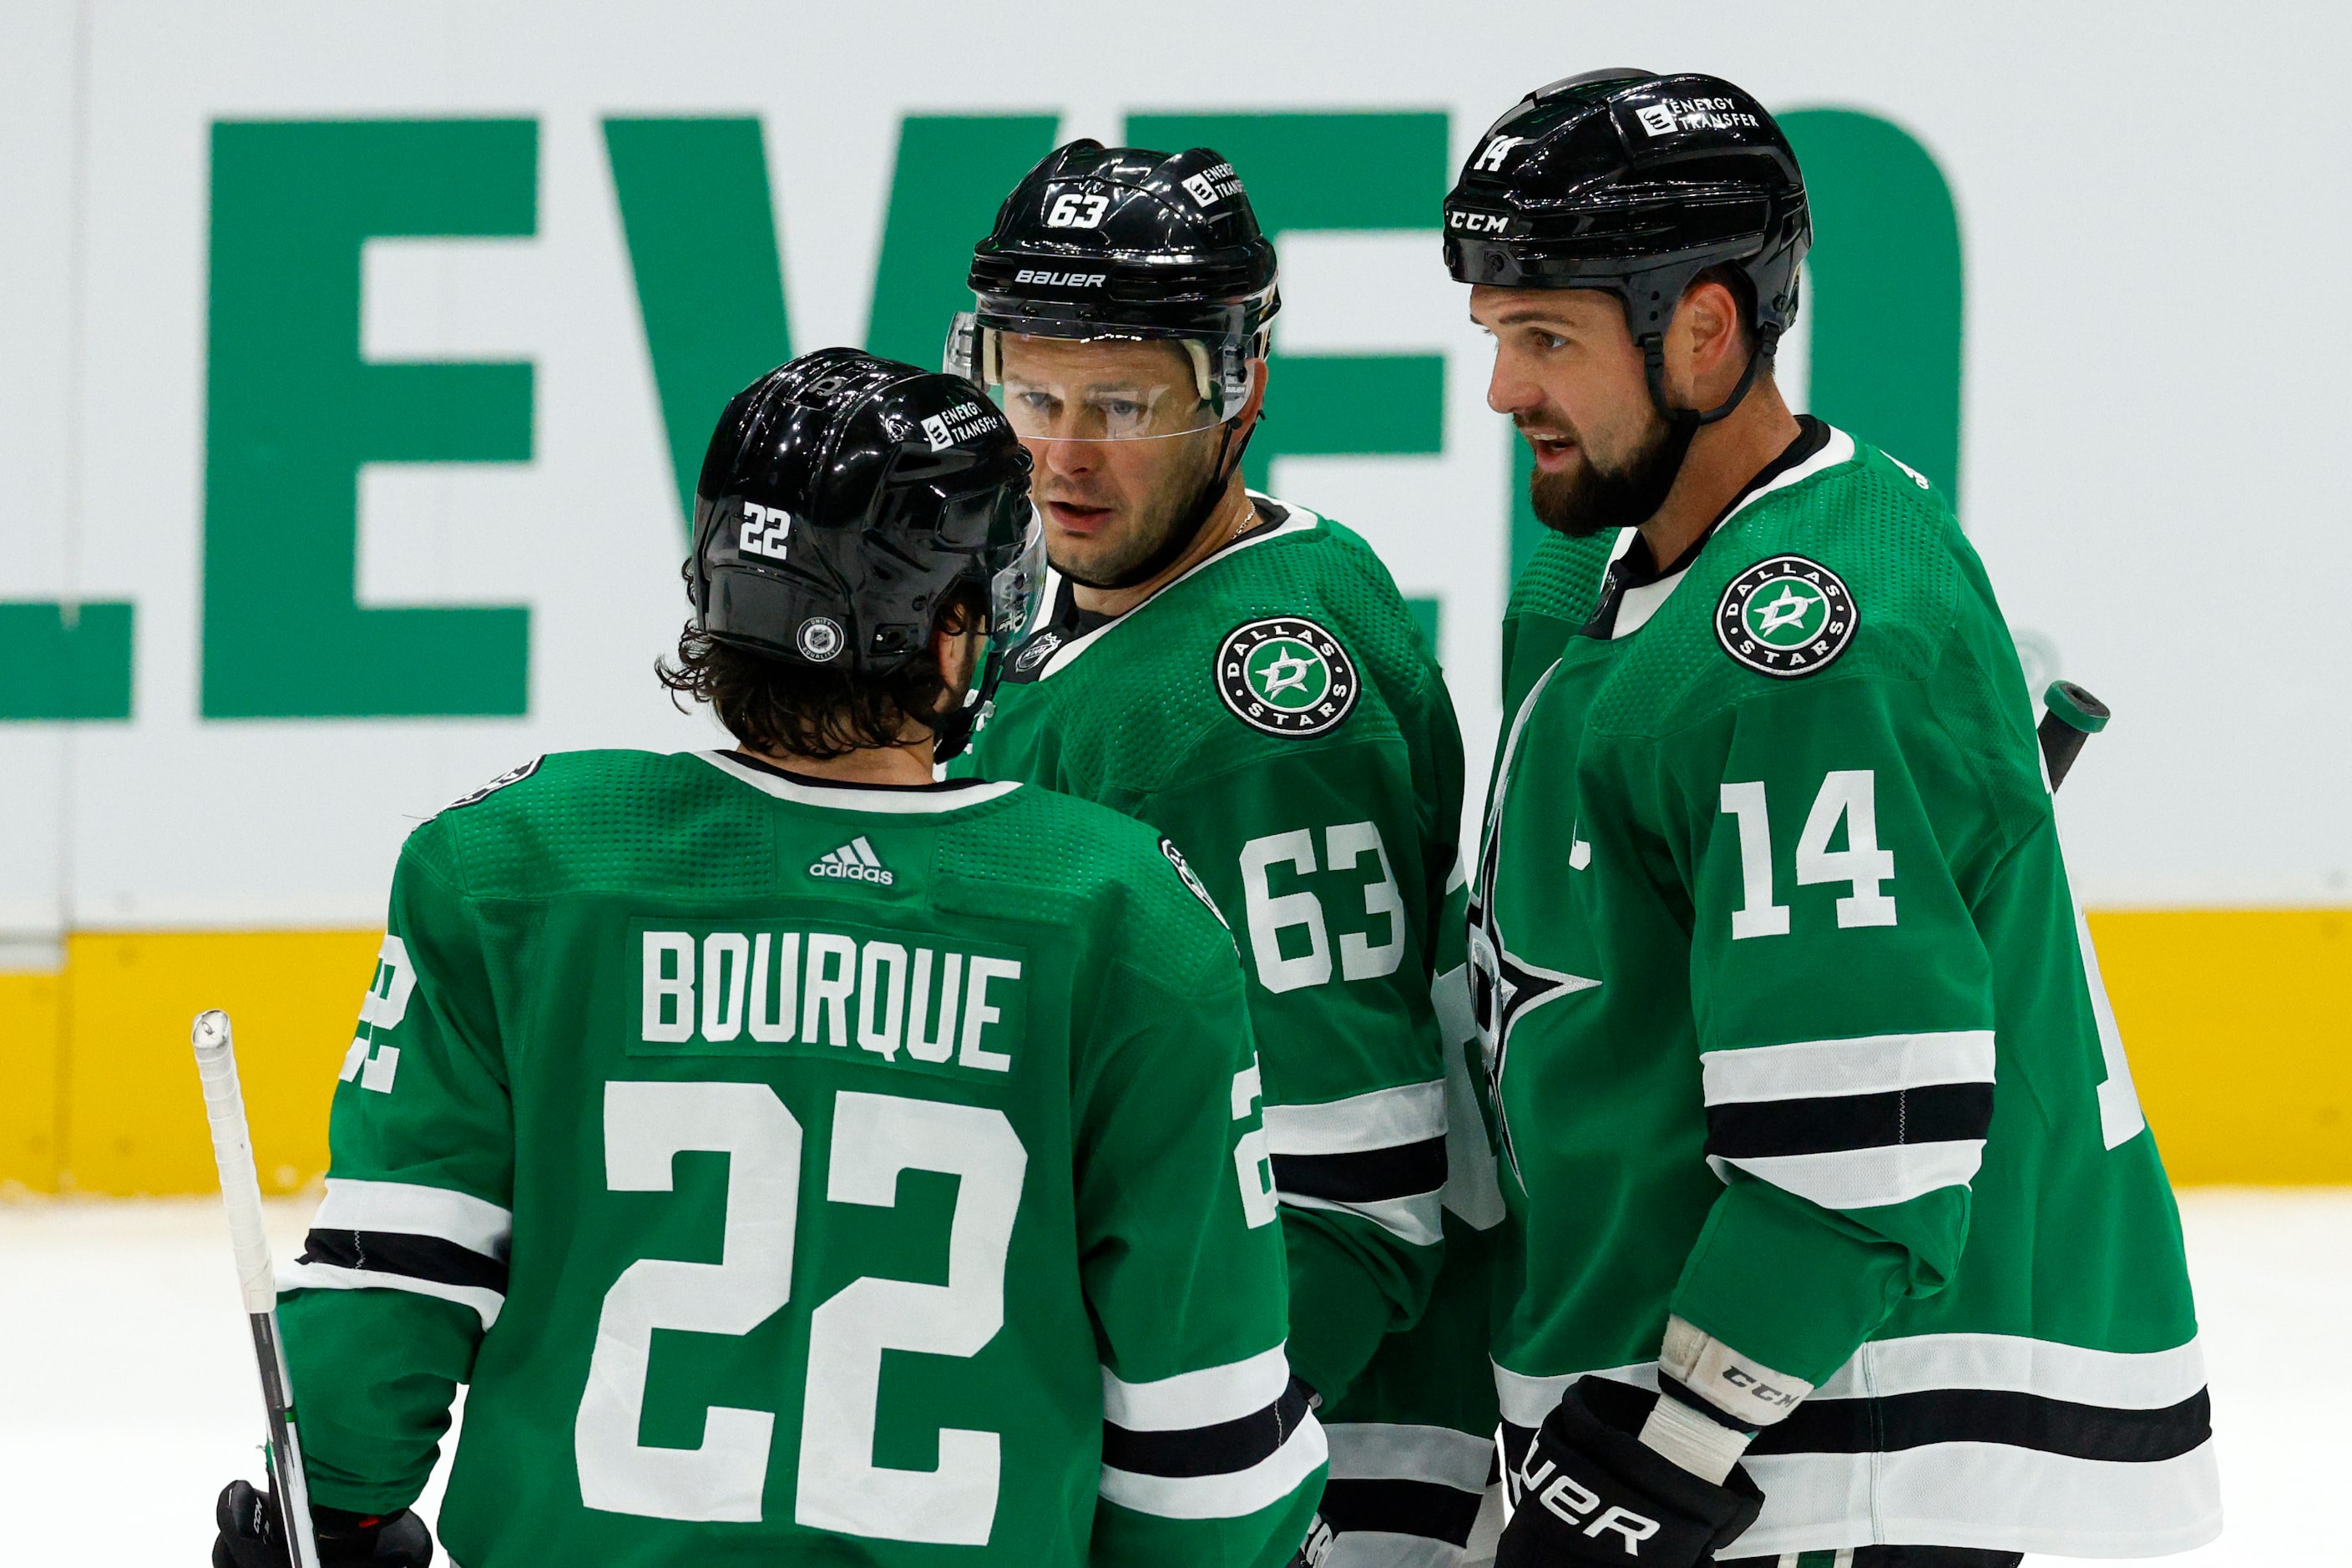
top-left (1715, 554), bottom-right (1859, 679)
top-left (1216, 617), bottom-right (1360, 737)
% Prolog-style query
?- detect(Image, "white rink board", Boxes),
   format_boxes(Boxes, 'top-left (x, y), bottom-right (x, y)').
top-left (1, 1), bottom-right (2349, 934)
top-left (1, 1188), bottom-right (2335, 1562)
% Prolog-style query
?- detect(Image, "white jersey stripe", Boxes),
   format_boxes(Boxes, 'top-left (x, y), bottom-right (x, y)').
top-left (1813, 1331), bottom-right (2208, 1407)
top-left (1101, 1343), bottom-right (1292, 1431)
top-left (699, 751), bottom-right (1019, 814)
top-left (311, 1176), bottom-right (512, 1258)
top-left (1278, 1188), bottom-right (1443, 1249)
top-left (1712, 1140), bottom-right (1985, 1210)
top-left (1732, 1439), bottom-right (2220, 1559)
top-left (1323, 1423), bottom-right (1495, 1492)
top-left (1318, 1535), bottom-right (1474, 1568)
top-left (279, 1259), bottom-right (504, 1329)
top-left (1262, 1080), bottom-right (1446, 1156)
top-left (1500, 1332), bottom-right (2206, 1427)
top-left (1701, 1030), bottom-right (1996, 1105)
top-left (1100, 1414), bottom-right (1328, 1520)
top-left (1493, 1360), bottom-right (1658, 1429)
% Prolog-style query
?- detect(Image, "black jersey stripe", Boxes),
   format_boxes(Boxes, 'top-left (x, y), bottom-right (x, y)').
top-left (1507, 1386), bottom-right (2209, 1469)
top-left (1315, 1476), bottom-right (1485, 1546)
top-left (1101, 1378), bottom-right (1313, 1479)
top-left (1749, 1386), bottom-right (2211, 1464)
top-left (1270, 1138), bottom-right (1448, 1205)
top-left (1705, 1082), bottom-right (1994, 1160)
top-left (300, 1229), bottom-right (509, 1294)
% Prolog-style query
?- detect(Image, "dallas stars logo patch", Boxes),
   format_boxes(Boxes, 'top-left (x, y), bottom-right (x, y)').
top-left (1715, 555), bottom-right (1858, 679)
top-left (1216, 617), bottom-right (1359, 737)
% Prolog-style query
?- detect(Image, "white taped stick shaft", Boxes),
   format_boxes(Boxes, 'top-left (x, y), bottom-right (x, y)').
top-left (192, 1009), bottom-right (276, 1314)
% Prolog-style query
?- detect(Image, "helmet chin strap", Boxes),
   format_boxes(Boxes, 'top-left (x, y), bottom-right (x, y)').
top-left (1623, 322), bottom-right (1780, 525)
top-left (1069, 412), bottom-right (1256, 592)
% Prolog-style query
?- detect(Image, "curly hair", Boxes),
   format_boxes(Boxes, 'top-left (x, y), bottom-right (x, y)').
top-left (658, 592), bottom-right (979, 761)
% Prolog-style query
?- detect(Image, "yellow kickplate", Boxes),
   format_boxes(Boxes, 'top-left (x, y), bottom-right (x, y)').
top-left (9, 914), bottom-right (2344, 1194)
top-left (2089, 909), bottom-right (2351, 1186)
top-left (0, 969), bottom-right (63, 1192)
top-left (59, 930), bottom-right (381, 1196)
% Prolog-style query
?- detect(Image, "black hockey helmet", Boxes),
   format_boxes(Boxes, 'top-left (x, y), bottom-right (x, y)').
top-left (687, 348), bottom-right (1044, 757)
top-left (1444, 68), bottom-right (1809, 424)
top-left (948, 139), bottom-right (1280, 425)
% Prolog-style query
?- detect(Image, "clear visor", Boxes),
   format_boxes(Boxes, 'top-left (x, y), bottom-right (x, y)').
top-left (946, 315), bottom-right (1255, 442)
top-left (989, 506), bottom-right (1049, 643)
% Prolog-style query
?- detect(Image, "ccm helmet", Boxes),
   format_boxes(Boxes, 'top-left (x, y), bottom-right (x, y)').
top-left (688, 347), bottom-right (1044, 759)
top-left (1444, 68), bottom-right (1809, 425)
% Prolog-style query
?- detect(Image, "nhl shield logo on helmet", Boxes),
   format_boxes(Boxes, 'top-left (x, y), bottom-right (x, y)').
top-left (797, 616), bottom-right (845, 662)
top-left (1216, 617), bottom-right (1359, 737)
top-left (1715, 555), bottom-right (1857, 678)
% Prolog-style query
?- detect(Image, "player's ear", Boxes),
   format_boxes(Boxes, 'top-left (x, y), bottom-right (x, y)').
top-left (1687, 279), bottom-right (1743, 376)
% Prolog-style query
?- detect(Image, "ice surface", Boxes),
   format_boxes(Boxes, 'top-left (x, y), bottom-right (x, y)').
top-left (1, 1190), bottom-right (2341, 1562)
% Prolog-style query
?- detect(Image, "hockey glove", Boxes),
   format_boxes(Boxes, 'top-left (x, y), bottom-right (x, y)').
top-left (1495, 1378), bottom-right (1762, 1568)
top-left (213, 1479), bottom-right (434, 1568)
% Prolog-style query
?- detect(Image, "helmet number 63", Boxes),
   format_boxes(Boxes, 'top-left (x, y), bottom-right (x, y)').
top-left (1044, 193), bottom-right (1110, 229)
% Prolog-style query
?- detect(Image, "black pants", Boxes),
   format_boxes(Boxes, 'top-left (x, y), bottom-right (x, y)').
top-left (1717, 1549), bottom-right (2023, 1568)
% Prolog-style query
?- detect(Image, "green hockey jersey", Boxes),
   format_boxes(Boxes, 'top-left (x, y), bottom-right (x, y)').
top-left (280, 749), bottom-right (1324, 1568)
top-left (962, 496), bottom-right (1502, 1565)
top-left (1474, 426), bottom-right (2219, 1559)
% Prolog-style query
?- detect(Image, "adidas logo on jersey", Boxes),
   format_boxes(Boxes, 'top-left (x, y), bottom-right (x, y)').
top-left (810, 837), bottom-right (893, 886)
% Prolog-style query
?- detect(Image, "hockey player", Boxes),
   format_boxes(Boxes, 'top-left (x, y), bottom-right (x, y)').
top-left (947, 144), bottom-right (1505, 1566)
top-left (1445, 73), bottom-right (2221, 1566)
top-left (210, 349), bottom-right (1325, 1568)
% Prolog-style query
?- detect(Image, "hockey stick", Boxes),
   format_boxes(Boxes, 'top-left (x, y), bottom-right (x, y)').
top-left (2037, 680), bottom-right (2110, 793)
top-left (193, 1009), bottom-right (324, 1568)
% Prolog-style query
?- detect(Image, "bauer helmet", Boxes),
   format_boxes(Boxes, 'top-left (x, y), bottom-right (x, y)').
top-left (948, 139), bottom-right (1279, 432)
top-left (687, 347), bottom-right (1044, 758)
top-left (1444, 68), bottom-right (1808, 425)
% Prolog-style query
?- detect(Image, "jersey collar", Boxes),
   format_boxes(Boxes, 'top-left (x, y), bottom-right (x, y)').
top-left (1579, 420), bottom-right (1854, 641)
top-left (697, 751), bottom-right (1021, 813)
top-left (1012, 491), bottom-right (1318, 683)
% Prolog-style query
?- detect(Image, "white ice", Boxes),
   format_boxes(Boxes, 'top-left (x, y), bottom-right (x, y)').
top-left (1, 1190), bottom-right (2343, 1563)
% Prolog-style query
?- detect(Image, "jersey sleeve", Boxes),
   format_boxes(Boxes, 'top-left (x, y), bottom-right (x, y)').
top-left (1148, 717), bottom-right (1459, 1407)
top-left (278, 822), bottom-right (514, 1514)
top-left (1075, 867), bottom-right (1326, 1568)
top-left (1658, 670), bottom-right (2011, 1391)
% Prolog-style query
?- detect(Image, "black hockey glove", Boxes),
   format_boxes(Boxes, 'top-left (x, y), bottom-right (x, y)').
top-left (213, 1479), bottom-right (434, 1568)
top-left (1495, 1378), bottom-right (1762, 1568)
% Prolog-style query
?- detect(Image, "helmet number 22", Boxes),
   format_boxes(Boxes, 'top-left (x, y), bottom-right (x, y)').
top-left (575, 1081), bottom-right (1024, 1542)
top-left (1044, 192), bottom-right (1110, 229)
top-left (739, 501), bottom-right (792, 563)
